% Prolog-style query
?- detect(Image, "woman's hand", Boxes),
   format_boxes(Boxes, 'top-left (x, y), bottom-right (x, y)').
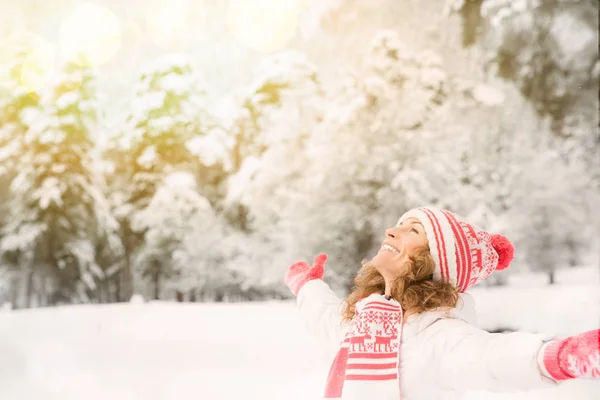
top-left (284, 253), bottom-right (327, 296)
top-left (542, 328), bottom-right (600, 380)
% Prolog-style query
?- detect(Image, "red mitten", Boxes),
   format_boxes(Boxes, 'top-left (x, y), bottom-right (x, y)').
top-left (284, 254), bottom-right (327, 296)
top-left (542, 329), bottom-right (600, 380)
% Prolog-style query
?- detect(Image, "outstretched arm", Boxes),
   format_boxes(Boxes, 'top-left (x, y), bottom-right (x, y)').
top-left (285, 254), bottom-right (349, 359)
top-left (418, 318), bottom-right (562, 392)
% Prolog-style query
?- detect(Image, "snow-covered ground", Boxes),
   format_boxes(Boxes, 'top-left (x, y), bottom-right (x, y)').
top-left (0, 266), bottom-right (599, 400)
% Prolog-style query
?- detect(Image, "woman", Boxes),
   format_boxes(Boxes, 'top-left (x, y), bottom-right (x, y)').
top-left (285, 207), bottom-right (599, 399)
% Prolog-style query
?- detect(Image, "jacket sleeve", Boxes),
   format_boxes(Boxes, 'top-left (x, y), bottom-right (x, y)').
top-left (418, 318), bottom-right (562, 392)
top-left (296, 279), bottom-right (350, 360)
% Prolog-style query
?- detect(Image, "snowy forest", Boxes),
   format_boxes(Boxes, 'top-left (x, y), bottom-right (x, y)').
top-left (0, 0), bottom-right (598, 309)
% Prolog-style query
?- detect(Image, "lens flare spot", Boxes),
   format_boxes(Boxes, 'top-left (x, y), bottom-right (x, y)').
top-left (0, 3), bottom-right (26, 38)
top-left (145, 0), bottom-right (206, 51)
top-left (58, 2), bottom-right (122, 67)
top-left (227, 0), bottom-right (301, 53)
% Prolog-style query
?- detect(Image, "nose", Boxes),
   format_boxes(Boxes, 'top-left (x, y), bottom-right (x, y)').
top-left (385, 226), bottom-right (404, 239)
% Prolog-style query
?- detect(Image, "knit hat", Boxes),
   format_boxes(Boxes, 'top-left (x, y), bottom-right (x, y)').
top-left (397, 207), bottom-right (515, 292)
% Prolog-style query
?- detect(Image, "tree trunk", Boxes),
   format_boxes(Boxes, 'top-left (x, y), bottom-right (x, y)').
top-left (118, 230), bottom-right (135, 302)
top-left (24, 266), bottom-right (34, 308)
top-left (153, 265), bottom-right (160, 300)
top-left (10, 272), bottom-right (18, 308)
top-left (38, 274), bottom-right (45, 307)
top-left (97, 281), bottom-right (105, 304)
top-left (548, 269), bottom-right (555, 285)
top-left (119, 252), bottom-right (133, 301)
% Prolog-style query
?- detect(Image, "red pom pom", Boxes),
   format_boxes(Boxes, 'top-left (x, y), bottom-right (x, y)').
top-left (491, 234), bottom-right (514, 271)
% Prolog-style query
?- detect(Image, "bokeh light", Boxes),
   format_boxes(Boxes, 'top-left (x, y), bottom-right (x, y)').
top-left (58, 2), bottom-right (122, 67)
top-left (0, 32), bottom-right (55, 95)
top-left (0, 3), bottom-right (26, 38)
top-left (145, 0), bottom-right (206, 51)
top-left (227, 0), bottom-right (301, 53)
top-left (123, 19), bottom-right (144, 43)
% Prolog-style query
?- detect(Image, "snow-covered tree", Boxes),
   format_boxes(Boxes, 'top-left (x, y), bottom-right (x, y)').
top-left (104, 55), bottom-right (217, 300)
top-left (444, 0), bottom-right (598, 277)
top-left (106, 55), bottom-right (211, 207)
top-left (0, 39), bottom-right (43, 219)
top-left (131, 172), bottom-right (217, 300)
top-left (0, 38), bottom-right (44, 307)
top-left (0, 61), bottom-right (123, 307)
top-left (449, 0), bottom-right (598, 137)
top-left (222, 50), bottom-right (325, 232)
top-left (177, 220), bottom-right (249, 302)
top-left (507, 143), bottom-right (594, 283)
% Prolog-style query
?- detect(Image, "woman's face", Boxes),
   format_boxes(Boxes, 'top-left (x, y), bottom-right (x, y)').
top-left (371, 217), bottom-right (429, 278)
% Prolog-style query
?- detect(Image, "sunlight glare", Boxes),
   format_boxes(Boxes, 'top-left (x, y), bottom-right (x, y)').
top-left (58, 2), bottom-right (122, 67)
top-left (0, 32), bottom-right (55, 95)
top-left (145, 0), bottom-right (206, 51)
top-left (227, 0), bottom-right (301, 53)
top-left (0, 3), bottom-right (26, 38)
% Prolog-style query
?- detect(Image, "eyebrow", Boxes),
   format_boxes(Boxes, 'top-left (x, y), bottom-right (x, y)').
top-left (399, 219), bottom-right (424, 228)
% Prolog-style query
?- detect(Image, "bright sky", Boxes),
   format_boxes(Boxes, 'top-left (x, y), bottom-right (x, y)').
top-left (0, 0), bottom-right (324, 108)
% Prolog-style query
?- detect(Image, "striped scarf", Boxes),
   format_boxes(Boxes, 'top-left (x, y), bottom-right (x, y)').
top-left (324, 294), bottom-right (404, 399)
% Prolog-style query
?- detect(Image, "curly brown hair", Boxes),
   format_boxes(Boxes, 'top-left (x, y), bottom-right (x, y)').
top-left (342, 247), bottom-right (460, 321)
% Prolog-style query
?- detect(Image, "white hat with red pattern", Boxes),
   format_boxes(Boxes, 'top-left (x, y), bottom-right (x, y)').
top-left (397, 207), bottom-right (515, 292)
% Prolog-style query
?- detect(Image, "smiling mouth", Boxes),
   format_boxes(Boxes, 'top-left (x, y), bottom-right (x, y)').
top-left (379, 244), bottom-right (400, 254)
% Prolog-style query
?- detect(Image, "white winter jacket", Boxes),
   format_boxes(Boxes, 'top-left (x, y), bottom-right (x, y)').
top-left (297, 279), bottom-right (561, 400)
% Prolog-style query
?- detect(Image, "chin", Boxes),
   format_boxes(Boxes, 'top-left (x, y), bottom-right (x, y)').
top-left (372, 253), bottom-right (406, 275)
top-left (371, 254), bottom-right (395, 272)
top-left (373, 250), bottom-right (397, 261)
